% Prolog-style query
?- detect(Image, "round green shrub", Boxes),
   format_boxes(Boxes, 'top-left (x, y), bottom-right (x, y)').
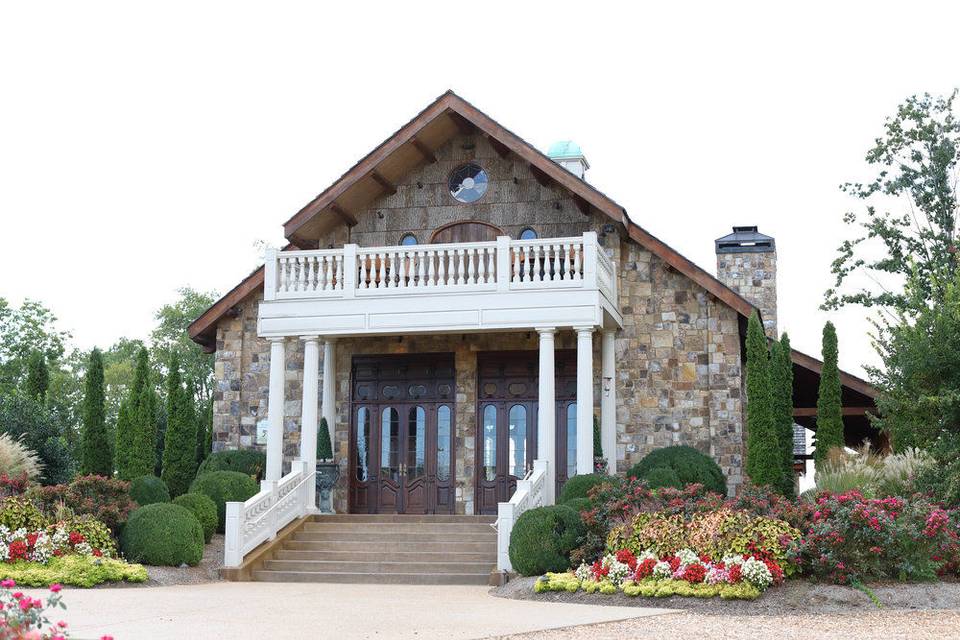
top-left (172, 493), bottom-right (218, 543)
top-left (627, 445), bottom-right (727, 495)
top-left (558, 474), bottom-right (615, 504)
top-left (563, 497), bottom-right (592, 515)
top-left (196, 449), bottom-right (266, 481)
top-left (0, 496), bottom-right (47, 531)
top-left (189, 471), bottom-right (259, 533)
top-left (643, 466), bottom-right (683, 490)
top-left (508, 505), bottom-right (585, 576)
top-left (119, 503), bottom-right (203, 566)
top-left (129, 475), bottom-right (170, 506)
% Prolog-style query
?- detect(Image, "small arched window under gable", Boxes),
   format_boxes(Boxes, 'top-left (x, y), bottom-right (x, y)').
top-left (429, 220), bottom-right (504, 244)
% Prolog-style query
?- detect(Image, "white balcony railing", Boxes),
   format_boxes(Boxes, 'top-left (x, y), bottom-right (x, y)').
top-left (494, 459), bottom-right (548, 572)
top-left (223, 459), bottom-right (313, 568)
top-left (264, 232), bottom-right (617, 306)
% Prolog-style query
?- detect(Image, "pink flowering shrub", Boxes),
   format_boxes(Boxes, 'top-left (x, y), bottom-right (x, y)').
top-left (789, 491), bottom-right (960, 583)
top-left (0, 579), bottom-right (113, 640)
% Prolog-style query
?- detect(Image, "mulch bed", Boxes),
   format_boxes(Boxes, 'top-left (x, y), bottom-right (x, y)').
top-left (97, 535), bottom-right (224, 588)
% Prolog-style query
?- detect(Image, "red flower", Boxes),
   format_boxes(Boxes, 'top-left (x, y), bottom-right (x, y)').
top-left (682, 563), bottom-right (707, 583)
top-left (763, 558), bottom-right (784, 584)
top-left (634, 557), bottom-right (658, 580)
top-left (7, 540), bottom-right (28, 562)
top-left (68, 531), bottom-right (85, 545)
top-left (615, 549), bottom-right (637, 571)
top-left (92, 548), bottom-right (103, 557)
top-left (26, 533), bottom-right (39, 548)
top-left (668, 556), bottom-right (682, 573)
top-left (727, 564), bottom-right (742, 583)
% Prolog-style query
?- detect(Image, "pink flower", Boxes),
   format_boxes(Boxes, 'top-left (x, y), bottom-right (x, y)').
top-left (50, 583), bottom-right (62, 593)
top-left (0, 579), bottom-right (15, 588)
top-left (101, 636), bottom-right (115, 640)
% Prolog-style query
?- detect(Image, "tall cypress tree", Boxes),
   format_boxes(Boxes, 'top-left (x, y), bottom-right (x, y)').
top-left (162, 353), bottom-right (198, 497)
top-left (745, 310), bottom-right (780, 488)
top-left (114, 401), bottom-right (132, 477)
top-left (770, 334), bottom-right (796, 496)
top-left (118, 347), bottom-right (156, 480)
top-left (195, 396), bottom-right (212, 467)
top-left (24, 351), bottom-right (49, 401)
top-left (814, 321), bottom-right (844, 467)
top-left (80, 348), bottom-right (111, 475)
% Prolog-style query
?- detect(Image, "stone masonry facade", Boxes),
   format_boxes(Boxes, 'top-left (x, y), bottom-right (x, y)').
top-left (211, 132), bottom-right (751, 510)
top-left (716, 249), bottom-right (778, 338)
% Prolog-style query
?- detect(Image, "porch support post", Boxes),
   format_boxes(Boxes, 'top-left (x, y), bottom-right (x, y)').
top-left (536, 327), bottom-right (556, 505)
top-left (575, 326), bottom-right (595, 475)
top-left (321, 339), bottom-right (337, 459)
top-left (300, 336), bottom-right (320, 511)
top-left (601, 329), bottom-right (617, 475)
top-left (266, 337), bottom-right (286, 482)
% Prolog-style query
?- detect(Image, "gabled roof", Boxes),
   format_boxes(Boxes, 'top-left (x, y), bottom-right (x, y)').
top-left (186, 91), bottom-right (876, 422)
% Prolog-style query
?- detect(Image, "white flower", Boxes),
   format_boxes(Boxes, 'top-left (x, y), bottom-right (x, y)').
top-left (741, 557), bottom-right (773, 589)
top-left (676, 548), bottom-right (699, 566)
top-left (75, 542), bottom-right (93, 556)
top-left (574, 563), bottom-right (593, 581)
top-left (637, 549), bottom-right (658, 562)
top-left (601, 555), bottom-right (631, 586)
top-left (722, 554), bottom-right (745, 567)
top-left (652, 560), bottom-right (673, 580)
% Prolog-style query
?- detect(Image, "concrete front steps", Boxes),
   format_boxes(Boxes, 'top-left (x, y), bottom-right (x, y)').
top-left (250, 514), bottom-right (498, 585)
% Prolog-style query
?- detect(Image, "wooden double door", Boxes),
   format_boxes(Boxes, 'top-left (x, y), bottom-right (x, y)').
top-left (349, 354), bottom-right (455, 514)
top-left (475, 351), bottom-right (578, 515)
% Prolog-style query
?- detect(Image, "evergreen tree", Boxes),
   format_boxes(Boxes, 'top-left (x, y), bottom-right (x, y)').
top-left (814, 321), bottom-right (844, 467)
top-left (593, 415), bottom-right (603, 459)
top-left (162, 353), bottom-right (198, 497)
top-left (317, 417), bottom-right (333, 461)
top-left (770, 335), bottom-right (796, 496)
top-left (24, 351), bottom-right (49, 401)
top-left (118, 347), bottom-right (156, 480)
top-left (195, 397), bottom-right (213, 467)
top-left (745, 311), bottom-right (780, 488)
top-left (80, 348), bottom-right (111, 475)
top-left (114, 401), bottom-right (132, 477)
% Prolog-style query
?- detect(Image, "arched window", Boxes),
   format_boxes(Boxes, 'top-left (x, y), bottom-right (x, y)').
top-left (400, 233), bottom-right (418, 246)
top-left (519, 227), bottom-right (538, 240)
top-left (429, 220), bottom-right (504, 244)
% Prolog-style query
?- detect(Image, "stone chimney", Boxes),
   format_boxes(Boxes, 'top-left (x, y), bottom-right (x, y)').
top-left (715, 226), bottom-right (778, 338)
top-left (547, 140), bottom-right (589, 180)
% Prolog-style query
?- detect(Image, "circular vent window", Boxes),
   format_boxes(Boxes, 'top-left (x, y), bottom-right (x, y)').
top-left (449, 163), bottom-right (488, 203)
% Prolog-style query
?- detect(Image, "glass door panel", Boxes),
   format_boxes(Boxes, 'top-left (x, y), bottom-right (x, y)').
top-left (356, 407), bottom-right (371, 482)
top-left (566, 402), bottom-right (577, 480)
top-left (482, 404), bottom-right (497, 482)
top-left (406, 406), bottom-right (426, 479)
top-left (437, 405), bottom-right (451, 482)
top-left (380, 407), bottom-right (400, 483)
top-left (508, 404), bottom-right (528, 478)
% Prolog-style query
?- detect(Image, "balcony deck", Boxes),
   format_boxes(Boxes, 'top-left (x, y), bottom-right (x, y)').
top-left (257, 232), bottom-right (621, 338)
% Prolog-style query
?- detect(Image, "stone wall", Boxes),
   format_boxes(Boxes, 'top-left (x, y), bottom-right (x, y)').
top-left (716, 249), bottom-right (778, 338)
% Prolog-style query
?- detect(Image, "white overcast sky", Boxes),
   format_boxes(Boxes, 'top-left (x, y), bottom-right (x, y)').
top-left (2, 1), bottom-right (958, 378)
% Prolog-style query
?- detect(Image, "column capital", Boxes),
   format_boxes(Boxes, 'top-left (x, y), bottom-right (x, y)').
top-left (573, 325), bottom-right (595, 335)
top-left (535, 326), bottom-right (557, 336)
top-left (323, 336), bottom-right (338, 345)
top-left (300, 335), bottom-right (320, 344)
top-left (266, 336), bottom-right (286, 343)
top-left (601, 328), bottom-right (616, 336)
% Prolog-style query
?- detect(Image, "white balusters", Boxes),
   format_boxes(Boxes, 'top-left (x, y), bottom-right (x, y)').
top-left (512, 247), bottom-right (521, 284)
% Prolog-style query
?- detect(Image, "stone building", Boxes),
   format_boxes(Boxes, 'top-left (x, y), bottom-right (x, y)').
top-left (189, 91), bottom-right (879, 528)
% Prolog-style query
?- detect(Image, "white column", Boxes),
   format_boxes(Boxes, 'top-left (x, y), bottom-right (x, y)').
top-left (300, 336), bottom-right (320, 510)
top-left (536, 327), bottom-right (556, 505)
top-left (601, 329), bottom-right (617, 475)
top-left (575, 326), bottom-right (595, 475)
top-left (265, 337), bottom-right (286, 482)
top-left (321, 339), bottom-right (337, 458)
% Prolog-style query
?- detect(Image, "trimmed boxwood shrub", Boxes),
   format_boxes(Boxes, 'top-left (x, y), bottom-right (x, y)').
top-left (196, 449), bottom-right (266, 481)
top-left (189, 471), bottom-right (259, 533)
top-left (563, 497), bottom-right (592, 515)
top-left (558, 474), bottom-right (616, 504)
top-left (119, 503), bottom-right (204, 566)
top-left (173, 492), bottom-right (218, 543)
top-left (129, 475), bottom-right (170, 506)
top-left (508, 504), bottom-right (585, 576)
top-left (643, 466), bottom-right (683, 490)
top-left (627, 445), bottom-right (727, 495)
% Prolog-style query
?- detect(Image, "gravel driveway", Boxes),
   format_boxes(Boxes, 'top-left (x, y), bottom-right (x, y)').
top-left (491, 577), bottom-right (960, 639)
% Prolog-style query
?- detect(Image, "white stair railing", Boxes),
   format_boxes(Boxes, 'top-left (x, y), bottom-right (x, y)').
top-left (493, 459), bottom-right (548, 572)
top-left (223, 459), bottom-right (314, 568)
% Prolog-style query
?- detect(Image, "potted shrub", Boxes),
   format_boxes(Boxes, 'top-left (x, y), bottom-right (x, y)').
top-left (315, 417), bottom-right (339, 513)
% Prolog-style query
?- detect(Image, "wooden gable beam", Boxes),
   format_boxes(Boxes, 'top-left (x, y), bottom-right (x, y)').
top-left (793, 407), bottom-right (877, 417)
top-left (330, 203), bottom-right (358, 227)
top-left (573, 195), bottom-right (591, 216)
top-left (529, 164), bottom-right (552, 187)
top-left (410, 137), bottom-right (437, 164)
top-left (448, 111), bottom-right (476, 136)
top-left (370, 170), bottom-right (397, 196)
top-left (487, 135), bottom-right (511, 159)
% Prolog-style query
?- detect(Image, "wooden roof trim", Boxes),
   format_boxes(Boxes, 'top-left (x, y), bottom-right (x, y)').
top-left (790, 348), bottom-right (878, 399)
top-left (187, 267), bottom-right (264, 353)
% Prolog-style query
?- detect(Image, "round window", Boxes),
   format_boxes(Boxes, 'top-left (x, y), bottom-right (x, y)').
top-left (449, 163), bottom-right (488, 204)
top-left (519, 227), bottom-right (538, 240)
top-left (400, 233), bottom-right (418, 246)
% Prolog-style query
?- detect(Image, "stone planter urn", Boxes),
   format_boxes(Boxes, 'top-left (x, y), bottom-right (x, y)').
top-left (315, 461), bottom-right (340, 514)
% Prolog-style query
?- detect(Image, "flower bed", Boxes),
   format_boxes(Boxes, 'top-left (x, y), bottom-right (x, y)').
top-left (1, 579), bottom-right (115, 638)
top-left (0, 524), bottom-right (110, 563)
top-left (0, 555), bottom-right (147, 588)
top-left (535, 547), bottom-right (784, 600)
